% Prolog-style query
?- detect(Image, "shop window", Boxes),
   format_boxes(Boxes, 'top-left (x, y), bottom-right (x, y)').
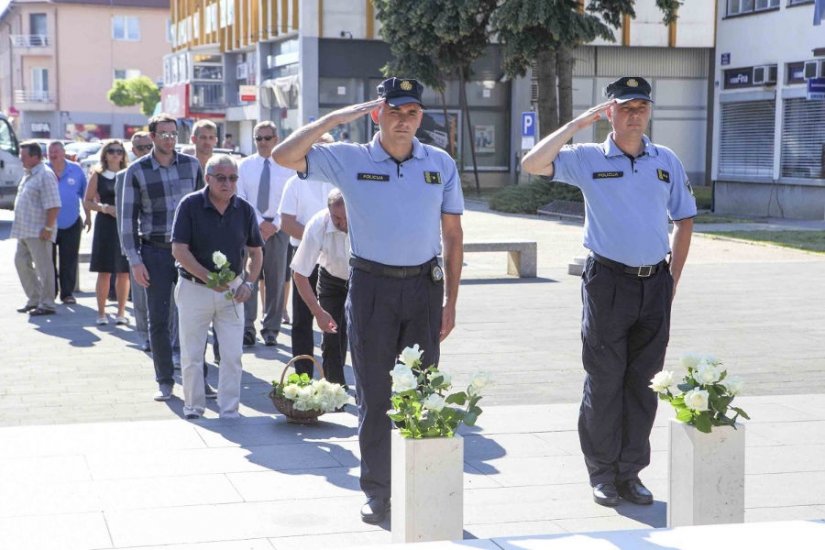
top-left (718, 100), bottom-right (775, 178)
top-left (781, 98), bottom-right (825, 179)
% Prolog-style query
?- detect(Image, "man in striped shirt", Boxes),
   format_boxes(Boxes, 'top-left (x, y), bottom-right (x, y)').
top-left (119, 113), bottom-right (205, 402)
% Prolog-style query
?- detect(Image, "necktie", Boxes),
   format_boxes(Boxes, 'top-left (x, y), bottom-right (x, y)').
top-left (256, 159), bottom-right (271, 214)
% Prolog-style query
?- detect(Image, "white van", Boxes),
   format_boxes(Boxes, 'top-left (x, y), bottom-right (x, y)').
top-left (0, 113), bottom-right (23, 210)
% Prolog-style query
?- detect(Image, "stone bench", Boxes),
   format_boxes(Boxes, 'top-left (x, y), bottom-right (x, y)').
top-left (463, 240), bottom-right (537, 278)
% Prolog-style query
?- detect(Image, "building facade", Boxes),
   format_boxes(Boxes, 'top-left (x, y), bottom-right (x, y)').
top-left (0, 0), bottom-right (170, 141)
top-left (712, 0), bottom-right (825, 219)
top-left (167, 0), bottom-right (714, 187)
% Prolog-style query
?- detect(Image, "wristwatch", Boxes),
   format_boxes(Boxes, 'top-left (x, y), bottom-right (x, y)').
top-left (43, 226), bottom-right (55, 232)
top-left (243, 281), bottom-right (254, 291)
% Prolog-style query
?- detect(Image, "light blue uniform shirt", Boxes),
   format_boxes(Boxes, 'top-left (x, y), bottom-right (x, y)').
top-left (553, 134), bottom-right (697, 267)
top-left (48, 161), bottom-right (87, 229)
top-left (301, 133), bottom-right (464, 266)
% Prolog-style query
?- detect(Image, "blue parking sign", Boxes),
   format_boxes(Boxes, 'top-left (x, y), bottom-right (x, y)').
top-left (521, 112), bottom-right (537, 149)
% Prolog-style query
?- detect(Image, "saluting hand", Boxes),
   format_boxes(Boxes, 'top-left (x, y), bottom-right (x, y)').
top-left (570, 100), bottom-right (616, 131)
top-left (330, 98), bottom-right (385, 125)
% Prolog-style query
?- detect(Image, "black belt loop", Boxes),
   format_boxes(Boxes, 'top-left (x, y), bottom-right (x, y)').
top-left (141, 236), bottom-right (172, 250)
top-left (591, 252), bottom-right (667, 279)
top-left (349, 256), bottom-right (434, 279)
top-left (178, 269), bottom-right (206, 285)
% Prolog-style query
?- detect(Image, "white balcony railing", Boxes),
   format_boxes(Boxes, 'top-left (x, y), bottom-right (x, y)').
top-left (14, 89), bottom-right (52, 103)
top-left (10, 34), bottom-right (49, 48)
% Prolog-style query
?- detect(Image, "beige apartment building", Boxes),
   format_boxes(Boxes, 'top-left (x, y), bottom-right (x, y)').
top-left (0, 0), bottom-right (170, 140)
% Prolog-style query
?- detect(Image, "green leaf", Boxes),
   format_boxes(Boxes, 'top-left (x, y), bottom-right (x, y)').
top-left (731, 406), bottom-right (750, 420)
top-left (676, 407), bottom-right (693, 423)
top-left (446, 392), bottom-right (466, 405)
top-left (693, 412), bottom-right (712, 433)
top-left (464, 410), bottom-right (478, 426)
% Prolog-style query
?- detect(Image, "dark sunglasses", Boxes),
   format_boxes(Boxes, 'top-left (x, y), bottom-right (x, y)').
top-left (106, 149), bottom-right (125, 154)
top-left (133, 145), bottom-right (152, 152)
top-left (209, 174), bottom-right (240, 183)
top-left (254, 135), bottom-right (274, 142)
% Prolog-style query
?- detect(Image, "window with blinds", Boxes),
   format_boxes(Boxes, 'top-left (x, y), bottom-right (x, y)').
top-left (781, 98), bottom-right (825, 180)
top-left (719, 100), bottom-right (776, 178)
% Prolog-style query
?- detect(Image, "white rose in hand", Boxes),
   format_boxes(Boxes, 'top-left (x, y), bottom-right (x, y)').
top-left (212, 251), bottom-right (228, 268)
top-left (649, 370), bottom-right (676, 393)
top-left (683, 388), bottom-right (710, 412)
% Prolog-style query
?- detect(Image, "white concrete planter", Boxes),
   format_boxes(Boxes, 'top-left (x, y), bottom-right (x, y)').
top-left (668, 419), bottom-right (745, 527)
top-left (391, 430), bottom-right (464, 543)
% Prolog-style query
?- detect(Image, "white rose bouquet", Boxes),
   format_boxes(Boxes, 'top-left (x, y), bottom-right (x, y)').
top-left (650, 354), bottom-right (750, 433)
top-left (272, 372), bottom-right (349, 414)
top-left (206, 251), bottom-right (236, 300)
top-left (387, 344), bottom-right (489, 439)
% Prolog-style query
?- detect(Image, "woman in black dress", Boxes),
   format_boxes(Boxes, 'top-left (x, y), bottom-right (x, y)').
top-left (83, 140), bottom-right (130, 325)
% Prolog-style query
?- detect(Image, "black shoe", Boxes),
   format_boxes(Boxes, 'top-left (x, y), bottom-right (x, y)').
top-left (360, 497), bottom-right (390, 524)
top-left (185, 413), bottom-right (200, 420)
top-left (29, 307), bottom-right (56, 316)
top-left (141, 340), bottom-right (151, 352)
top-left (617, 479), bottom-right (653, 505)
top-left (592, 483), bottom-right (620, 507)
top-left (243, 332), bottom-right (256, 347)
top-left (16, 304), bottom-right (37, 313)
top-left (263, 332), bottom-right (277, 346)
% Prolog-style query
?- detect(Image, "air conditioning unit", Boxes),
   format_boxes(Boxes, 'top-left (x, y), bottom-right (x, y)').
top-left (753, 65), bottom-right (777, 85)
top-left (236, 63), bottom-right (248, 80)
top-left (803, 60), bottom-right (822, 80)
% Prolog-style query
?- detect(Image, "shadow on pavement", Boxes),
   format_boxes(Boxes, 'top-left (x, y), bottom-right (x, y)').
top-left (616, 499), bottom-right (667, 529)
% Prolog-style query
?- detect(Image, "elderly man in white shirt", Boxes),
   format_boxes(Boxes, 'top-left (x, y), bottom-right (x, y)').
top-left (290, 189), bottom-right (350, 388)
top-left (278, 133), bottom-right (336, 377)
top-left (236, 121), bottom-right (294, 347)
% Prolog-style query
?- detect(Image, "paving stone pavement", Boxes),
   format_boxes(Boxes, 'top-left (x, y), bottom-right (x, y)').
top-left (0, 205), bottom-right (823, 548)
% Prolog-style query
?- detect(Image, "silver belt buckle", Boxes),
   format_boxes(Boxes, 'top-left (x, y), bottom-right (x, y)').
top-left (637, 265), bottom-right (653, 278)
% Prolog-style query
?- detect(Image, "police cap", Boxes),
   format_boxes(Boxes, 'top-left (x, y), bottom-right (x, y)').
top-left (604, 77), bottom-right (654, 104)
top-left (377, 77), bottom-right (425, 108)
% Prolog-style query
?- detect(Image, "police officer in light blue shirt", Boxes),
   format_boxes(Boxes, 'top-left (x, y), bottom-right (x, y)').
top-left (273, 77), bottom-right (464, 524)
top-left (522, 77), bottom-right (696, 508)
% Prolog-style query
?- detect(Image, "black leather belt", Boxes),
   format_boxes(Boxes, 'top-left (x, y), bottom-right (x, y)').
top-left (141, 236), bottom-right (172, 249)
top-left (350, 256), bottom-right (433, 279)
top-left (178, 269), bottom-right (206, 285)
top-left (591, 252), bottom-right (667, 278)
top-left (263, 217), bottom-right (275, 222)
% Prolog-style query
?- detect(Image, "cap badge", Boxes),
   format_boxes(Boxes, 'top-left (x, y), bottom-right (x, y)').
top-left (627, 78), bottom-right (638, 88)
top-left (400, 80), bottom-right (413, 91)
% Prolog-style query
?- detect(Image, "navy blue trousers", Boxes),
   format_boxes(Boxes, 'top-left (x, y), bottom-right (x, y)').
top-left (346, 266), bottom-right (443, 500)
top-left (142, 243), bottom-right (178, 386)
top-left (578, 255), bottom-right (673, 486)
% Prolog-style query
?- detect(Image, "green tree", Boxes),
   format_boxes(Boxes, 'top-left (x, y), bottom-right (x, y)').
top-left (374, 0), bottom-right (497, 194)
top-left (107, 76), bottom-right (160, 117)
top-left (494, 0), bottom-right (680, 138)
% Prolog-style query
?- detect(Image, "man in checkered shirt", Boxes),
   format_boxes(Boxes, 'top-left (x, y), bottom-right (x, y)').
top-left (12, 141), bottom-right (61, 316)
top-left (119, 113), bottom-right (205, 402)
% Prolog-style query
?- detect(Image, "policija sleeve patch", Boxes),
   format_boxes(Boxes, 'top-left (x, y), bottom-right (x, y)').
top-left (424, 171), bottom-right (443, 184)
top-left (657, 169), bottom-right (671, 183)
top-left (357, 173), bottom-right (390, 182)
top-left (592, 171), bottom-right (623, 179)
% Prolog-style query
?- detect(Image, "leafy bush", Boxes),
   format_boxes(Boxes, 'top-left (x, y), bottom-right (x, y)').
top-left (489, 179), bottom-right (583, 214)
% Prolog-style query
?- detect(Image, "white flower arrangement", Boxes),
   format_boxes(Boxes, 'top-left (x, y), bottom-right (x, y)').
top-left (650, 354), bottom-right (750, 433)
top-left (388, 344), bottom-right (490, 438)
top-left (272, 373), bottom-right (349, 413)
